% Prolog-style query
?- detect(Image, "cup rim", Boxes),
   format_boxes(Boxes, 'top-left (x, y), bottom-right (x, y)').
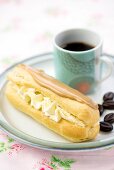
top-left (53, 28), bottom-right (103, 54)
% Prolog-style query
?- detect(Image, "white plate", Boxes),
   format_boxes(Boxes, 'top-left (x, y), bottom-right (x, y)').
top-left (0, 52), bottom-right (114, 152)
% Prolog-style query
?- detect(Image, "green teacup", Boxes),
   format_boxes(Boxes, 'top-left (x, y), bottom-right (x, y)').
top-left (53, 28), bottom-right (113, 94)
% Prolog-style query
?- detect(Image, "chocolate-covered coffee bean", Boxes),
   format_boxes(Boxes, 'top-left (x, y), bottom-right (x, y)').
top-left (103, 92), bottom-right (114, 101)
top-left (98, 104), bottom-right (104, 116)
top-left (100, 121), bottom-right (113, 132)
top-left (103, 100), bottom-right (114, 110)
top-left (104, 113), bottom-right (114, 124)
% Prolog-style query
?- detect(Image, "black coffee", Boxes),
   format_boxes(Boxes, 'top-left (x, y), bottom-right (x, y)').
top-left (62, 42), bottom-right (94, 51)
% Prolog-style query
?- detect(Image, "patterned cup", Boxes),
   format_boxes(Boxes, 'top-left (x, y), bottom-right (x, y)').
top-left (53, 28), bottom-right (113, 94)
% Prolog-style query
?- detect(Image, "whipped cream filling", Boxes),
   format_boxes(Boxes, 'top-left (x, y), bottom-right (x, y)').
top-left (15, 85), bottom-right (85, 126)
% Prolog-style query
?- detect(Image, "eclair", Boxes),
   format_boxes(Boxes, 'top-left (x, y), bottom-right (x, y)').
top-left (5, 64), bottom-right (99, 142)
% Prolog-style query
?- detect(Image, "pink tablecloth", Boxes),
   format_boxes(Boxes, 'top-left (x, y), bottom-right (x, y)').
top-left (0, 0), bottom-right (114, 169)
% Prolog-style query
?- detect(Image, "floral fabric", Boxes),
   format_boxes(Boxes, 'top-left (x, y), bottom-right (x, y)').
top-left (0, 0), bottom-right (114, 169)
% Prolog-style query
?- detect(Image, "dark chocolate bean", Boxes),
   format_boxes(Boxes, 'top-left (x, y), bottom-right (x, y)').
top-left (103, 100), bottom-right (114, 110)
top-left (100, 121), bottom-right (113, 132)
top-left (98, 104), bottom-right (104, 116)
top-left (103, 92), bottom-right (114, 101)
top-left (104, 113), bottom-right (114, 124)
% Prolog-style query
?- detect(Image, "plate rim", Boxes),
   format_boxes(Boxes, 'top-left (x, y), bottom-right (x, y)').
top-left (1, 122), bottom-right (114, 152)
top-left (0, 52), bottom-right (114, 152)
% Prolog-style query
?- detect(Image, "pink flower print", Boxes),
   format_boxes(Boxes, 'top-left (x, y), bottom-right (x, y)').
top-left (33, 155), bottom-right (75, 170)
top-left (33, 159), bottom-right (54, 170)
top-left (41, 159), bottom-right (53, 170)
top-left (11, 144), bottom-right (25, 151)
top-left (8, 143), bottom-right (25, 155)
top-left (40, 168), bottom-right (45, 170)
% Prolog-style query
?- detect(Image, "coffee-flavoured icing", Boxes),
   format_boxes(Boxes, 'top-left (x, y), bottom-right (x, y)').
top-left (19, 64), bottom-right (98, 110)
